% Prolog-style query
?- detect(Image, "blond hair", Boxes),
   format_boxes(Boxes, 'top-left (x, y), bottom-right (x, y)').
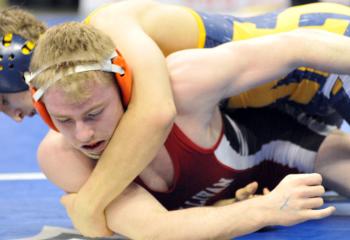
top-left (30, 22), bottom-right (116, 102)
top-left (0, 7), bottom-right (47, 41)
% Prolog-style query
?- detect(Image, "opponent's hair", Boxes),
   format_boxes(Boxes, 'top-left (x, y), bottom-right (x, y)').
top-left (30, 22), bottom-right (116, 102)
top-left (0, 7), bottom-right (47, 41)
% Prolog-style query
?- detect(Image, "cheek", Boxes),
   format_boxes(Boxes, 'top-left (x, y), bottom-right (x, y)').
top-left (55, 124), bottom-right (76, 144)
top-left (8, 92), bottom-right (32, 108)
top-left (100, 106), bottom-right (123, 135)
top-left (50, 117), bottom-right (74, 137)
top-left (52, 121), bottom-right (69, 133)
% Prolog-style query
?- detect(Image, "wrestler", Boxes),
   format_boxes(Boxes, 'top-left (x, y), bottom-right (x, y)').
top-left (62, 3), bottom-right (350, 235)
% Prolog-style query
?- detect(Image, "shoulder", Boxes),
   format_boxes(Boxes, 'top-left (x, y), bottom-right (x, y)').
top-left (37, 130), bottom-right (78, 167)
top-left (84, 0), bottom-right (161, 26)
top-left (38, 130), bottom-right (96, 192)
top-left (38, 130), bottom-right (64, 156)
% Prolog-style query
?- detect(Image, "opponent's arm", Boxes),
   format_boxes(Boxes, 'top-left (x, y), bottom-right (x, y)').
top-left (168, 29), bottom-right (350, 111)
top-left (68, 1), bottom-right (176, 236)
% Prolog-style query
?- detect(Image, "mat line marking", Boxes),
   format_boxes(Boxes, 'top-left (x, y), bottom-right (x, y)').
top-left (0, 172), bottom-right (46, 181)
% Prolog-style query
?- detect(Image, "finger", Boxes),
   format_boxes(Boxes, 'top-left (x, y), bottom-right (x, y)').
top-left (296, 173), bottom-right (323, 186)
top-left (302, 206), bottom-right (336, 220)
top-left (300, 197), bottom-right (324, 209)
top-left (263, 188), bottom-right (270, 195)
top-left (213, 198), bottom-right (235, 206)
top-left (236, 188), bottom-right (251, 201)
top-left (247, 182), bottom-right (258, 194)
top-left (236, 182), bottom-right (258, 199)
top-left (300, 185), bottom-right (325, 198)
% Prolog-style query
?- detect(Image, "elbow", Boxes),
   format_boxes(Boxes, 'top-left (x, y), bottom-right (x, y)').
top-left (157, 101), bottom-right (177, 129)
top-left (145, 100), bottom-right (177, 132)
top-left (149, 105), bottom-right (176, 139)
top-left (128, 87), bottom-right (177, 132)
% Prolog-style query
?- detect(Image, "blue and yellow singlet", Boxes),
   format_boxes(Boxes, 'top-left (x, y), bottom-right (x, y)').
top-left (187, 3), bottom-right (350, 129)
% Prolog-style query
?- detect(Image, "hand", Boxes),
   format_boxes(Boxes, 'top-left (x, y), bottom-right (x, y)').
top-left (235, 181), bottom-right (259, 201)
top-left (60, 193), bottom-right (113, 237)
top-left (213, 182), bottom-right (259, 206)
top-left (264, 173), bottom-right (335, 226)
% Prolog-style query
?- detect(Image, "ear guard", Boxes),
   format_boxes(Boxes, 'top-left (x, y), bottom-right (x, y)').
top-left (25, 50), bottom-right (132, 131)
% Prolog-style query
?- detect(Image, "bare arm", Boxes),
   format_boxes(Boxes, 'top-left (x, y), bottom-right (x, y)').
top-left (105, 174), bottom-right (333, 240)
top-left (75, 0), bottom-right (176, 224)
top-left (38, 138), bottom-right (333, 239)
top-left (37, 130), bottom-right (95, 193)
top-left (168, 29), bottom-right (350, 112)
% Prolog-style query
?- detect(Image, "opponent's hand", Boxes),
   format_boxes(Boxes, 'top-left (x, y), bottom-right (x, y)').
top-left (264, 173), bottom-right (335, 226)
top-left (213, 181), bottom-right (259, 206)
top-left (60, 193), bottom-right (113, 237)
top-left (235, 181), bottom-right (259, 201)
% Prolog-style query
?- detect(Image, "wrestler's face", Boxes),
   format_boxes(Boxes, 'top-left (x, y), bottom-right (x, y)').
top-left (0, 90), bottom-right (36, 122)
top-left (43, 77), bottom-right (123, 159)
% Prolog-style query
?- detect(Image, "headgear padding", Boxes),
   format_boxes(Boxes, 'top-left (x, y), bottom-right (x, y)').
top-left (0, 33), bottom-right (34, 93)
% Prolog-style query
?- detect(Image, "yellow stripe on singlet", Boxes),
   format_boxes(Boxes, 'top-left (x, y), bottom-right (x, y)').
top-left (183, 8), bottom-right (206, 48)
top-left (83, 3), bottom-right (113, 24)
top-left (332, 78), bottom-right (344, 95)
top-left (233, 2), bottom-right (350, 41)
top-left (228, 78), bottom-right (321, 108)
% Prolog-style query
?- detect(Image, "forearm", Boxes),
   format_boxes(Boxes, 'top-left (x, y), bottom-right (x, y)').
top-left (109, 195), bottom-right (272, 240)
top-left (148, 199), bottom-right (269, 240)
top-left (78, 108), bottom-right (174, 212)
top-left (218, 29), bottom-right (350, 99)
top-left (77, 17), bottom-right (177, 213)
top-left (106, 174), bottom-right (333, 240)
top-left (289, 29), bottom-right (350, 73)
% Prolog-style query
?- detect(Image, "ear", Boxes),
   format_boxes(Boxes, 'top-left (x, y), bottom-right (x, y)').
top-left (113, 49), bottom-right (133, 107)
top-left (30, 87), bottom-right (59, 131)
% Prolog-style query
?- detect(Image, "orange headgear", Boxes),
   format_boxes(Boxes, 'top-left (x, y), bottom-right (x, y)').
top-left (25, 50), bottom-right (132, 131)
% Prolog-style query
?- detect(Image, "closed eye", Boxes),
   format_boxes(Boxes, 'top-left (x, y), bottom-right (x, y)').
top-left (55, 117), bottom-right (72, 124)
top-left (86, 108), bottom-right (104, 120)
top-left (1, 96), bottom-right (9, 106)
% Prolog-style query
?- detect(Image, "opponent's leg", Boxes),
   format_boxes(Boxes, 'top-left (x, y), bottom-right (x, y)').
top-left (315, 130), bottom-right (350, 197)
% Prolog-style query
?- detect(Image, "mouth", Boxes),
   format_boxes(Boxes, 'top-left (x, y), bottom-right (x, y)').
top-left (28, 109), bottom-right (36, 117)
top-left (81, 140), bottom-right (106, 153)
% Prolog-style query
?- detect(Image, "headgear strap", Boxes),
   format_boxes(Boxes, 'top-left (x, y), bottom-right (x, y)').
top-left (26, 49), bottom-right (132, 131)
top-left (25, 51), bottom-right (124, 101)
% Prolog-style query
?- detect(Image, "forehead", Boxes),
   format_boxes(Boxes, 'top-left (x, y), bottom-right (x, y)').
top-left (43, 79), bottom-right (119, 114)
top-left (0, 91), bottom-right (30, 102)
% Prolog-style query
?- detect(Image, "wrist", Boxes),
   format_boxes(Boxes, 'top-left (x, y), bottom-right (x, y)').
top-left (77, 185), bottom-right (106, 214)
top-left (250, 196), bottom-right (275, 227)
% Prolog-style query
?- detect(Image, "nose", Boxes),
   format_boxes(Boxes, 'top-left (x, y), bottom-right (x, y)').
top-left (75, 121), bottom-right (94, 143)
top-left (3, 107), bottom-right (24, 122)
